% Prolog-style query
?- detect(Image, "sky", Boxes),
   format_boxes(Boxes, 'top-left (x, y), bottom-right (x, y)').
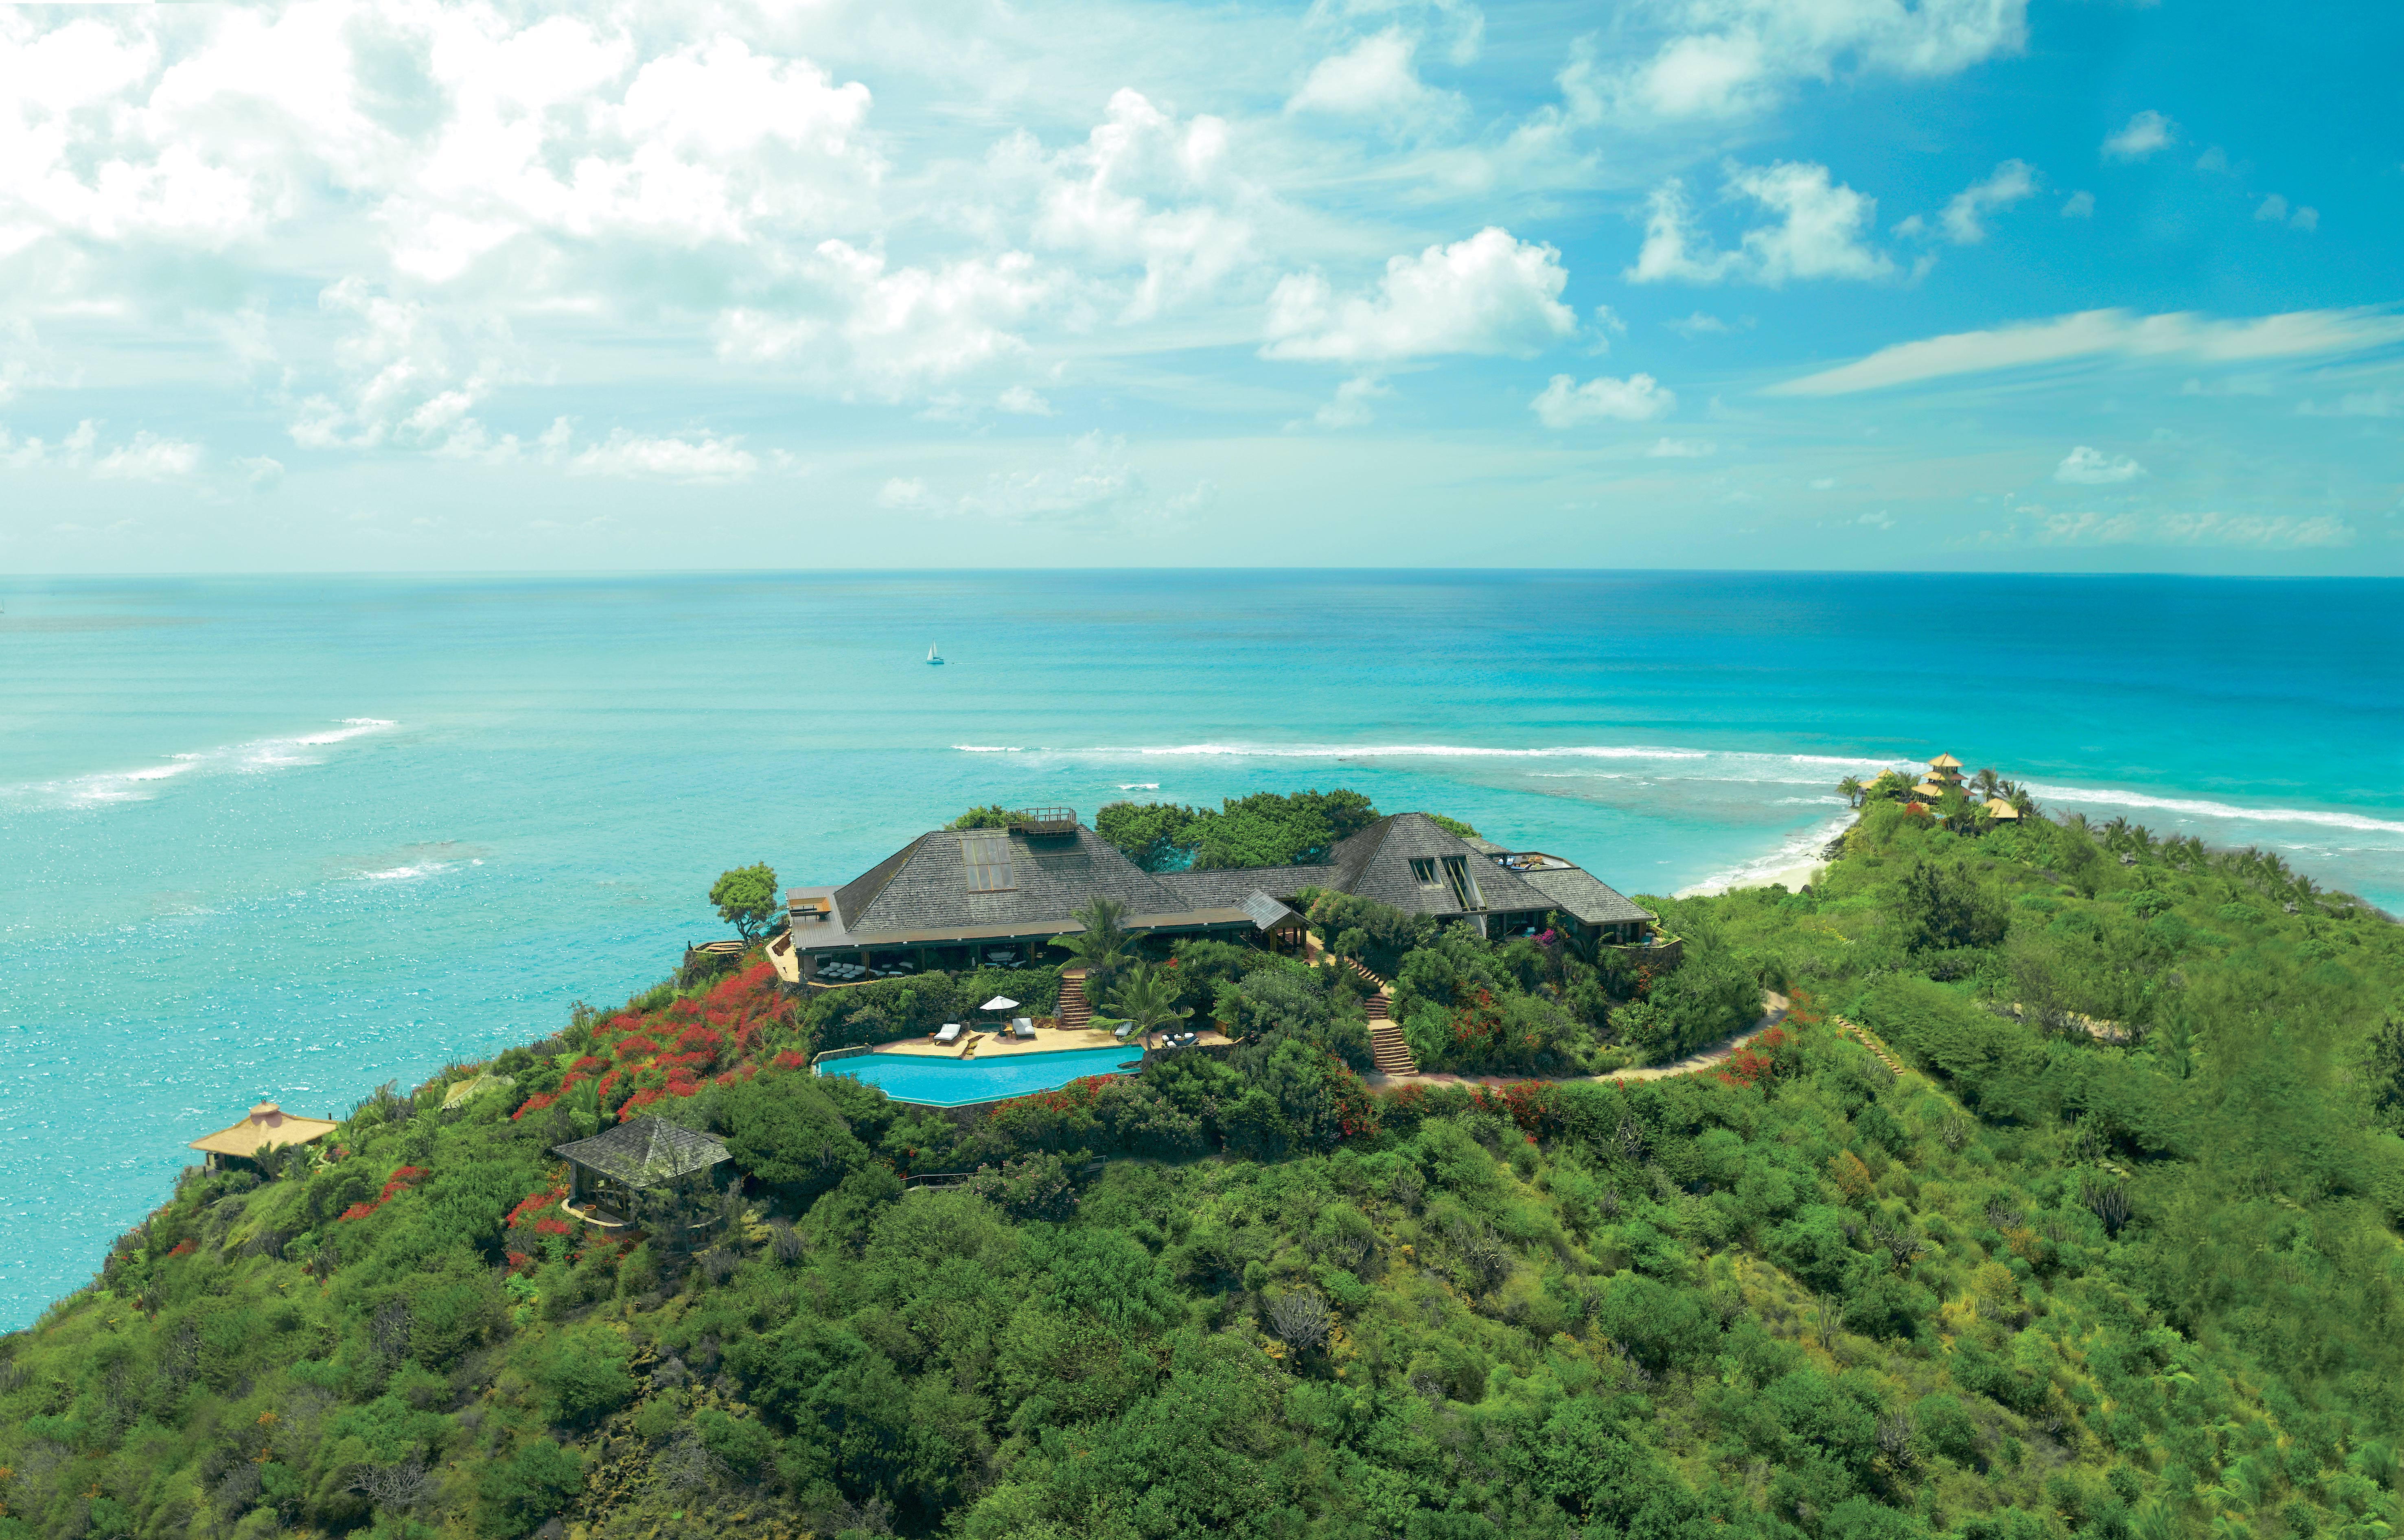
top-left (0, 0), bottom-right (2398, 574)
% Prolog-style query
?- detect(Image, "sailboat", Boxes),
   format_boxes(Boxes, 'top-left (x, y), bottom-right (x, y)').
top-left (926, 642), bottom-right (945, 666)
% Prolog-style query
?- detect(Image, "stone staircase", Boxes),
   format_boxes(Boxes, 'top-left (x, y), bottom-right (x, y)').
top-left (1833, 1015), bottom-right (1905, 1077)
top-left (1370, 1020), bottom-right (1418, 1076)
top-left (1056, 968), bottom-right (1093, 1031)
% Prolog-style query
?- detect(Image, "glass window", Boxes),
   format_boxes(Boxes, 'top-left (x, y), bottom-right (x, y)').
top-left (1409, 857), bottom-right (1440, 886)
top-left (961, 831), bottom-right (1016, 892)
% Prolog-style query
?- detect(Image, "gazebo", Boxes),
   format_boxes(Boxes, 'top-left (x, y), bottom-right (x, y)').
top-left (189, 1101), bottom-right (339, 1173)
top-left (1981, 797), bottom-right (2021, 821)
top-left (552, 1116), bottom-right (733, 1229)
top-left (1928, 754), bottom-right (1965, 786)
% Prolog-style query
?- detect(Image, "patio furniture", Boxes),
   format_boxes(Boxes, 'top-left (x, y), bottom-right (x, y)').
top-left (1114, 1023), bottom-right (1133, 1039)
top-left (1011, 1020), bottom-right (1036, 1041)
top-left (935, 1023), bottom-right (964, 1045)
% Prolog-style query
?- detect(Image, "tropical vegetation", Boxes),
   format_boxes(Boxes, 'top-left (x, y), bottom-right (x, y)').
top-left (4, 796), bottom-right (2400, 1540)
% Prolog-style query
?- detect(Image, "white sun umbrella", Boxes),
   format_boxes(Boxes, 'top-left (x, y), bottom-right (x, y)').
top-left (981, 995), bottom-right (1020, 1013)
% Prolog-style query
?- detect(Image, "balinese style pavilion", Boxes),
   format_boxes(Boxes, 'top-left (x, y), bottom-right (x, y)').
top-left (1981, 797), bottom-right (2021, 822)
top-left (552, 1116), bottom-right (732, 1228)
top-left (188, 1101), bottom-right (339, 1172)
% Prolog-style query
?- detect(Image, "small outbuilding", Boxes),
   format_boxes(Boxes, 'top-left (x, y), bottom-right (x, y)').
top-left (552, 1116), bottom-right (733, 1228)
top-left (189, 1101), bottom-right (338, 1172)
top-left (1981, 797), bottom-right (2021, 821)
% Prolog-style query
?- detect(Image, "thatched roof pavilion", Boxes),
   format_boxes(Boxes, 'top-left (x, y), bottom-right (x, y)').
top-left (188, 1102), bottom-right (338, 1171)
top-left (1982, 798), bottom-right (2021, 820)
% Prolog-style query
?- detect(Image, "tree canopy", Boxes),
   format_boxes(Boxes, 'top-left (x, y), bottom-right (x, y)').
top-left (707, 863), bottom-right (779, 941)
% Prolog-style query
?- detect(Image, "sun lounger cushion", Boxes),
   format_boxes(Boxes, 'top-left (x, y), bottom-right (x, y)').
top-left (1012, 1020), bottom-right (1036, 1040)
top-left (935, 1023), bottom-right (963, 1043)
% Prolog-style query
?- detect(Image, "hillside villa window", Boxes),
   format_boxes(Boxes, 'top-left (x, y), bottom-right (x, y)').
top-left (1410, 858), bottom-right (1441, 888)
top-left (1441, 855), bottom-right (1484, 911)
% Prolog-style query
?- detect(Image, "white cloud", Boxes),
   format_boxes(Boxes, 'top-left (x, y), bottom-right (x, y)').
top-left (1808, 476), bottom-right (1838, 490)
top-left (1612, 0), bottom-right (2028, 120)
top-left (1, 419), bottom-right (207, 479)
top-left (1305, 373), bottom-right (1392, 429)
top-left (2030, 509), bottom-right (2354, 549)
top-left (876, 476), bottom-right (928, 508)
top-left (1772, 306), bottom-right (2404, 395)
top-left (996, 385), bottom-right (1054, 416)
top-left (1016, 88), bottom-right (1259, 324)
top-left (2054, 445), bottom-right (2144, 484)
top-left (2255, 194), bottom-right (2288, 222)
top-left (236, 455), bottom-right (285, 488)
top-left (2297, 389), bottom-right (2396, 418)
top-left (569, 430), bottom-right (758, 482)
top-left (92, 431), bottom-right (202, 480)
top-left (2195, 146), bottom-right (2230, 174)
top-left (2157, 512), bottom-right (2351, 547)
top-left (714, 244), bottom-right (1049, 400)
top-left (2060, 190), bottom-right (2094, 218)
top-left (1286, 28), bottom-right (1456, 121)
top-left (2290, 206), bottom-right (2319, 232)
top-left (1666, 311), bottom-right (1736, 336)
top-left (1531, 372), bottom-right (1675, 426)
top-left (2102, 110), bottom-right (2174, 161)
top-left (1647, 436), bottom-right (1715, 456)
top-left (1629, 162), bottom-right (1892, 287)
top-left (1939, 160), bottom-right (2038, 243)
top-left (1262, 227), bottom-right (1576, 362)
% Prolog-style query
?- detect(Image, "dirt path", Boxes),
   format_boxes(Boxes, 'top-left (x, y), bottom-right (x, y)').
top-left (1360, 992), bottom-right (1791, 1093)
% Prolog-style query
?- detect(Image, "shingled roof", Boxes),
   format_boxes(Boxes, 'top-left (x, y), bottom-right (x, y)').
top-left (553, 1116), bottom-right (731, 1188)
top-left (1318, 813), bottom-right (1555, 917)
top-left (1509, 865), bottom-right (1653, 925)
top-left (833, 824), bottom-right (1186, 937)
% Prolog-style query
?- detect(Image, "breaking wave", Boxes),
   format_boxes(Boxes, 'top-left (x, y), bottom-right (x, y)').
top-left (9, 719), bottom-right (398, 808)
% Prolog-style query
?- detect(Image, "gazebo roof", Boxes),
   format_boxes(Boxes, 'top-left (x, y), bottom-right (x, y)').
top-left (1912, 781), bottom-right (1946, 797)
top-left (552, 1116), bottom-right (731, 1188)
top-left (1929, 753), bottom-right (1963, 769)
top-left (1983, 798), bottom-right (2021, 819)
top-left (188, 1101), bottom-right (339, 1158)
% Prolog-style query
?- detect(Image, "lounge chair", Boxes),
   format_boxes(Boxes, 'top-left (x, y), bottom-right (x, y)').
top-left (935, 1023), bottom-right (963, 1045)
top-left (1114, 1023), bottom-right (1133, 1039)
top-left (1011, 1020), bottom-right (1036, 1041)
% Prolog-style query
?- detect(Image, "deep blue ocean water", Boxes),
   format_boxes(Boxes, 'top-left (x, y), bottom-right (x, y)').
top-left (2, 570), bottom-right (2397, 1326)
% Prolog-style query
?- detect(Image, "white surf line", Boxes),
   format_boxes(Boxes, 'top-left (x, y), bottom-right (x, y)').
top-left (12, 718), bottom-right (400, 807)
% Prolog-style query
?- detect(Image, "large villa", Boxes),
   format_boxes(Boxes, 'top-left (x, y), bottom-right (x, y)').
top-left (768, 807), bottom-right (1658, 986)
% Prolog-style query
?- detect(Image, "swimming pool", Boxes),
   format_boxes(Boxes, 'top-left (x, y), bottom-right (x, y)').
top-left (817, 1046), bottom-right (1142, 1107)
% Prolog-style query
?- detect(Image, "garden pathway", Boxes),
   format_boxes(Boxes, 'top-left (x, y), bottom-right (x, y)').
top-left (1358, 992), bottom-right (1793, 1094)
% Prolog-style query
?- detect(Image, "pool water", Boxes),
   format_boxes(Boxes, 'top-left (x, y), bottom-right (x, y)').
top-left (818, 1045), bottom-right (1142, 1106)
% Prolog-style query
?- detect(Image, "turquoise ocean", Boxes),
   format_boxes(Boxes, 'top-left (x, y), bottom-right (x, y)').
top-left (3, 571), bottom-right (2399, 1326)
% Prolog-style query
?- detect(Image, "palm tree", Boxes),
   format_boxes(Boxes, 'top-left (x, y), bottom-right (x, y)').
top-left (1836, 775), bottom-right (1865, 809)
top-left (1050, 895), bottom-right (1133, 990)
top-left (1111, 959), bottom-right (1192, 1051)
top-left (1973, 767), bottom-right (2001, 799)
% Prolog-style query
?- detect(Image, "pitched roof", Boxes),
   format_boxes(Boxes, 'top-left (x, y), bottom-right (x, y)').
top-left (1154, 864), bottom-right (1336, 908)
top-left (1239, 891), bottom-right (1301, 930)
top-left (1511, 865), bottom-right (1653, 925)
top-left (188, 1102), bottom-right (338, 1158)
top-left (833, 825), bottom-right (1186, 938)
top-left (552, 1116), bottom-right (731, 1187)
top-left (1930, 753), bottom-right (1963, 769)
top-left (1319, 813), bottom-right (1556, 917)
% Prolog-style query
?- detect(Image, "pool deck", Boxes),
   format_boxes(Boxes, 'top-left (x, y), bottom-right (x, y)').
top-left (870, 1023), bottom-right (1234, 1059)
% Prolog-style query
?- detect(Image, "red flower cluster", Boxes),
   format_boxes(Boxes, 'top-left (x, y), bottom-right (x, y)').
top-left (504, 1184), bottom-right (568, 1232)
top-left (512, 960), bottom-right (789, 1124)
top-left (989, 1075), bottom-right (1112, 1119)
top-left (337, 1165), bottom-right (428, 1223)
top-left (1714, 1026), bottom-right (1793, 1090)
top-left (166, 1238), bottom-right (196, 1258)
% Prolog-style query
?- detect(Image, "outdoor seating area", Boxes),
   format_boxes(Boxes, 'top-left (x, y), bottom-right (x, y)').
top-left (982, 947), bottom-right (1025, 968)
top-left (818, 957), bottom-right (920, 982)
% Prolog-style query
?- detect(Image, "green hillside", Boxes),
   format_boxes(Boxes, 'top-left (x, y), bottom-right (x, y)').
top-left (4, 800), bottom-right (2400, 1540)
